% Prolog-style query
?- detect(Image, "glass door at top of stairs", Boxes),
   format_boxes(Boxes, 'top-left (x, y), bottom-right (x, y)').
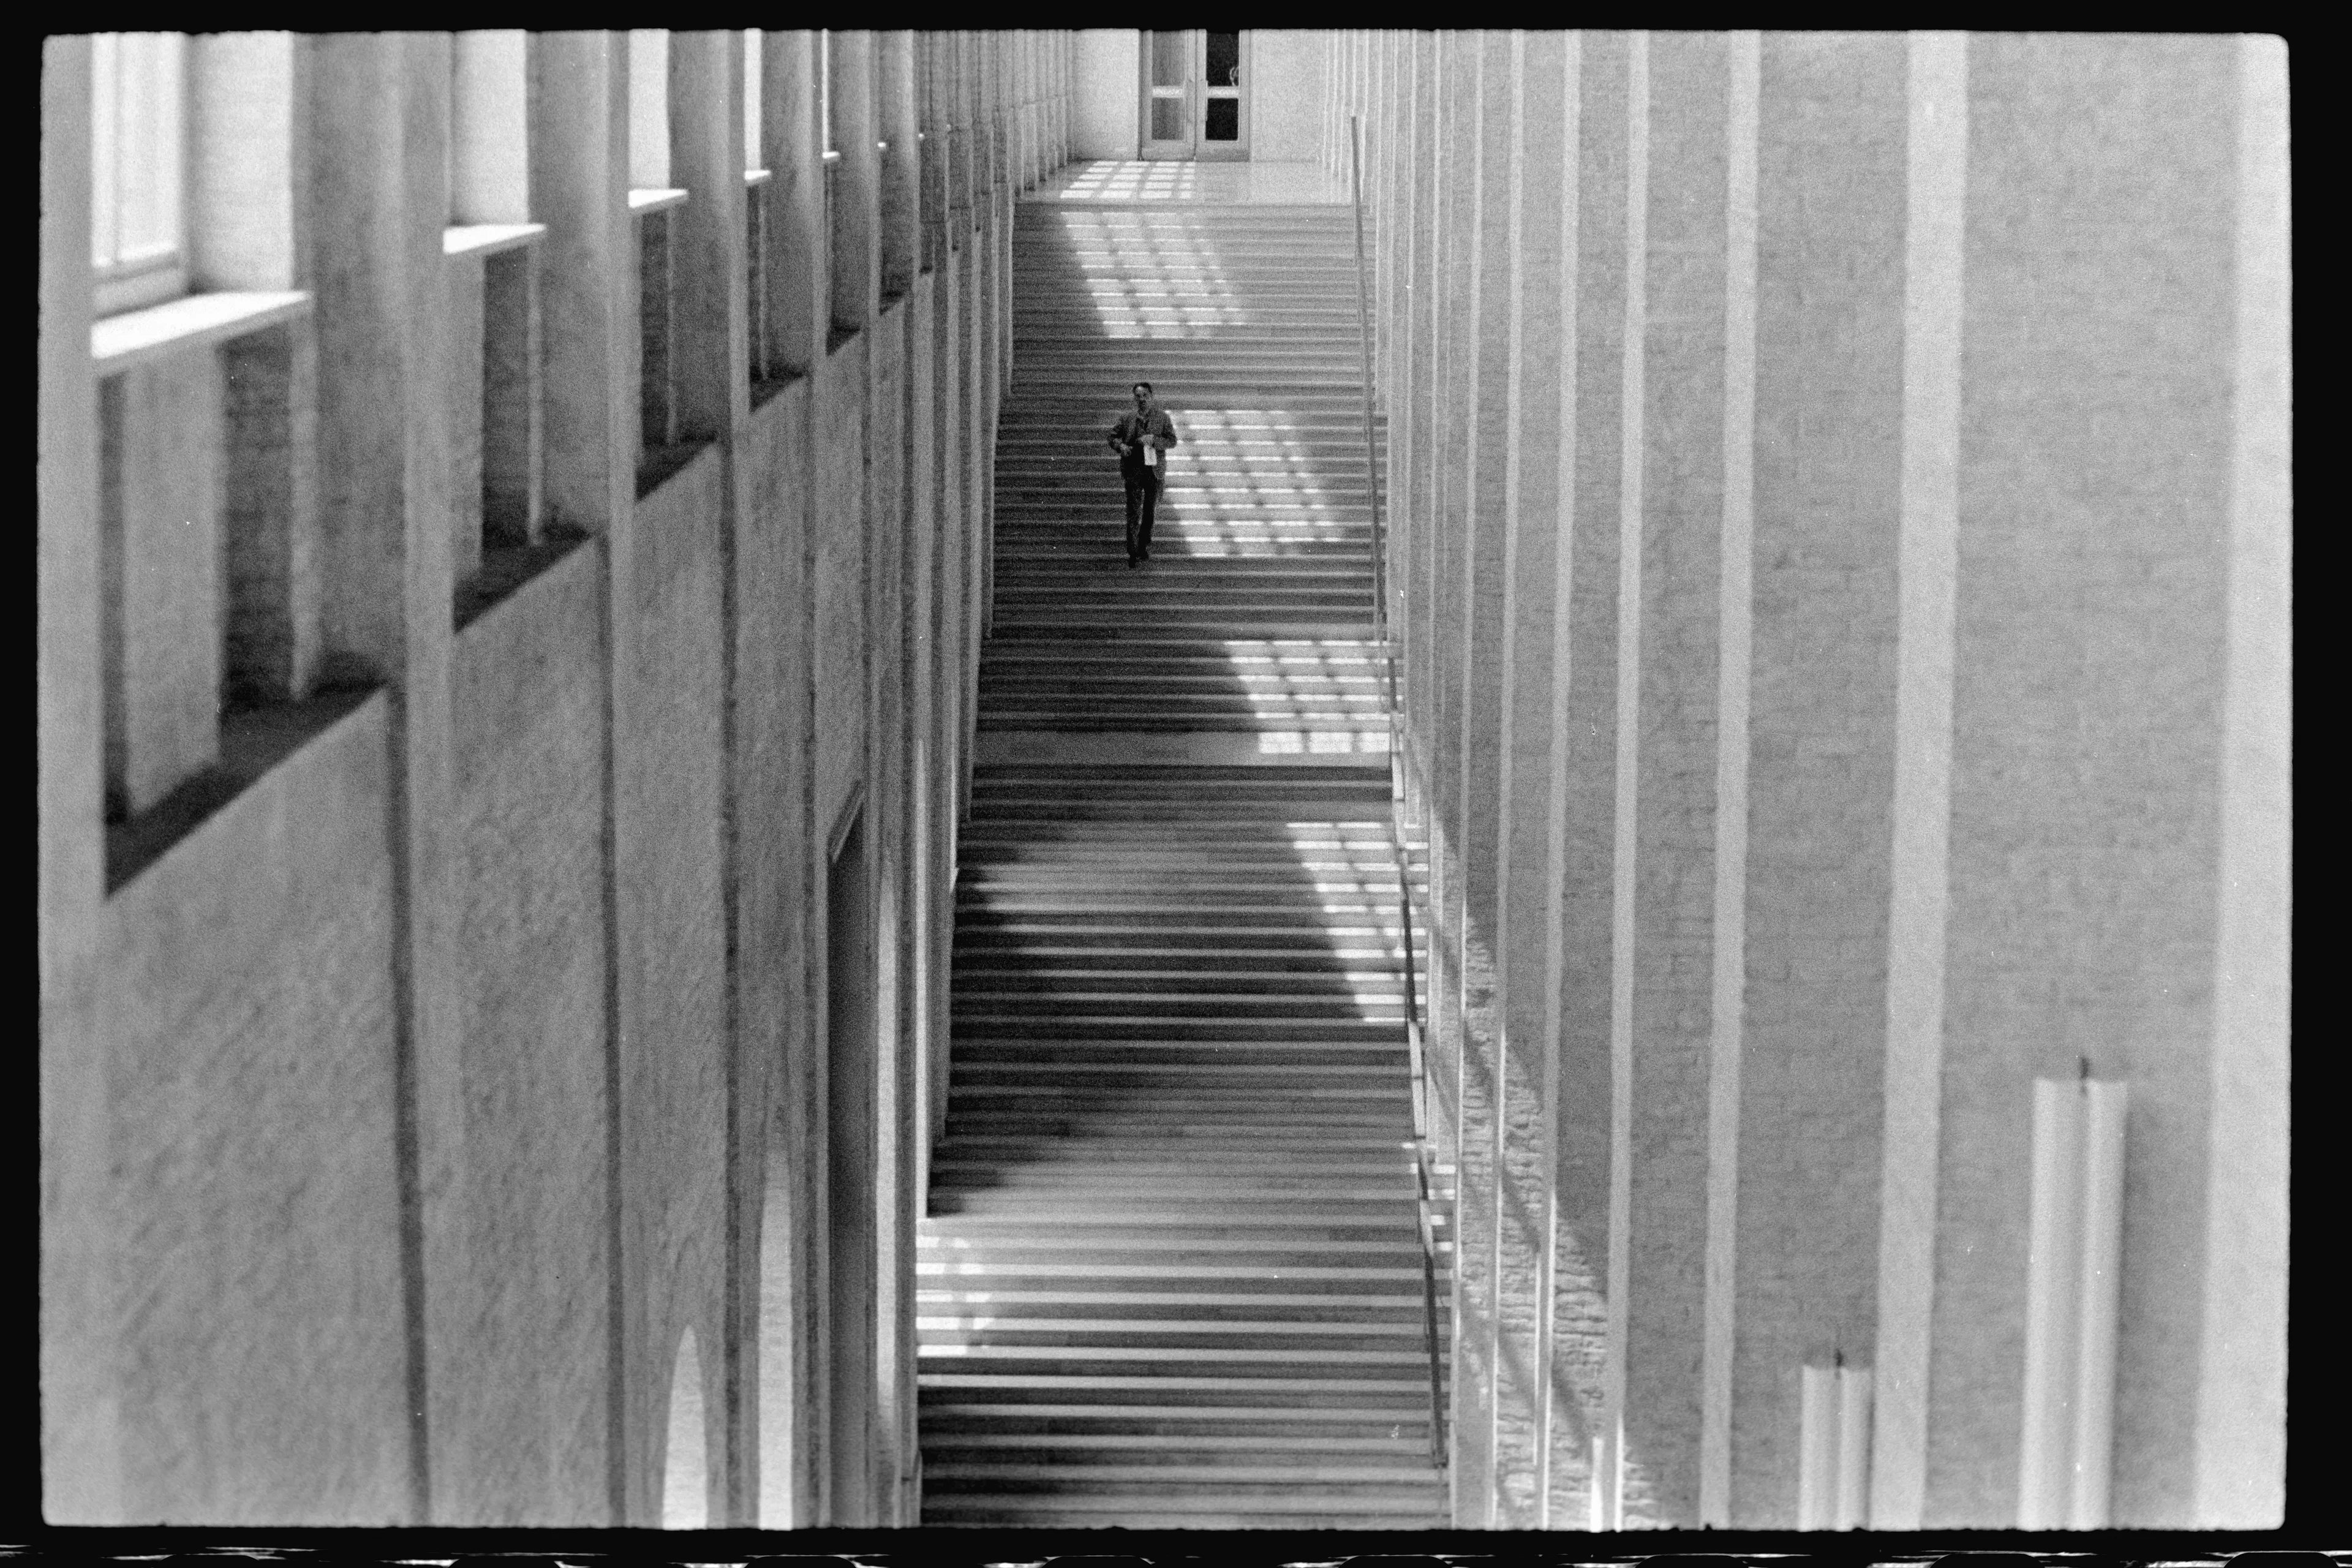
top-left (1139, 30), bottom-right (1250, 161)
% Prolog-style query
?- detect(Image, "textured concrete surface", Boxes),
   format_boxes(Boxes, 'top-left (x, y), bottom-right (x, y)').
top-left (1615, 30), bottom-right (1733, 1528)
top-left (1728, 30), bottom-right (1905, 1528)
top-left (1926, 32), bottom-right (2241, 1529)
top-left (1450, 26), bottom-right (1519, 1529)
top-left (42, 28), bottom-right (1033, 1526)
top-left (1545, 31), bottom-right (1633, 1528)
top-left (1489, 31), bottom-right (1574, 1530)
top-left (100, 696), bottom-right (410, 1524)
top-left (445, 543), bottom-right (612, 1524)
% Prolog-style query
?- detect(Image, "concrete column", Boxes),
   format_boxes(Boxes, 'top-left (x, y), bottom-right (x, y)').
top-left (1866, 29), bottom-right (1967, 1529)
top-left (916, 34), bottom-right (944, 274)
top-left (1447, 25), bottom-right (1518, 1529)
top-left (1487, 27), bottom-right (1579, 1530)
top-left (527, 30), bottom-right (636, 1526)
top-left (1596, 28), bottom-right (1736, 1529)
top-left (829, 30), bottom-right (879, 336)
top-left (761, 31), bottom-right (821, 379)
top-left (669, 30), bottom-right (758, 1526)
top-left (1695, 31), bottom-right (1760, 1531)
top-left (1524, 30), bottom-right (1637, 1528)
top-left (1697, 31), bottom-right (1905, 1529)
top-left (1915, 33), bottom-right (2263, 1528)
top-left (1423, 31), bottom-right (1477, 1186)
top-left (1373, 36), bottom-right (1392, 430)
top-left (994, 33), bottom-right (1014, 396)
top-left (307, 30), bottom-right (461, 1522)
top-left (1400, 33), bottom-right (1436, 809)
top-left (879, 32), bottom-right (917, 302)
top-left (2190, 32), bottom-right (2288, 1531)
top-left (38, 32), bottom-right (113, 1524)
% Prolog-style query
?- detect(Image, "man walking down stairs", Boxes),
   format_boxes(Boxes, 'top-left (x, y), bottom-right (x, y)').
top-left (916, 171), bottom-right (1453, 1529)
top-left (1109, 380), bottom-right (1178, 568)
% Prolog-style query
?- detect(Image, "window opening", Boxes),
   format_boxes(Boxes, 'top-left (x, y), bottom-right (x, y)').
top-left (90, 32), bottom-right (189, 317)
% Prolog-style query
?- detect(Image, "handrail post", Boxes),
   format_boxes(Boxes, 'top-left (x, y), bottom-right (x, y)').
top-left (1351, 107), bottom-right (1446, 1477)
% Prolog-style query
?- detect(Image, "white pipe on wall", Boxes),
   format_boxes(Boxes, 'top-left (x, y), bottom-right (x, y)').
top-left (2018, 1074), bottom-right (2128, 1528)
top-left (2018, 1076), bottom-right (2085, 1526)
top-left (1798, 1360), bottom-right (1874, 1529)
top-left (2069, 1078), bottom-right (2128, 1527)
top-left (1798, 1364), bottom-right (1838, 1529)
top-left (1835, 1366), bottom-right (1874, 1528)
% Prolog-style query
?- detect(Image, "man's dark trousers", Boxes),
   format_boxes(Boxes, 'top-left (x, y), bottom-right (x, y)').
top-left (1124, 469), bottom-right (1163, 562)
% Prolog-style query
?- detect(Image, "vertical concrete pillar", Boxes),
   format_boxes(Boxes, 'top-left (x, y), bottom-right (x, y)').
top-left (751, 36), bottom-right (826, 1526)
top-left (528, 29), bottom-right (636, 1526)
top-left (995, 33), bottom-right (1015, 397)
top-left (1867, 28), bottom-right (1967, 1531)
top-left (1488, 27), bottom-right (1579, 1531)
top-left (1522, 29), bottom-right (1637, 1529)
top-left (1918, 33), bottom-right (2255, 1528)
top-left (1400, 33), bottom-right (1437, 829)
top-left (879, 32), bottom-right (918, 302)
top-left (39, 32), bottom-right (115, 1525)
top-left (668, 29), bottom-right (756, 1526)
top-left (307, 29), bottom-right (459, 1523)
top-left (1423, 30), bottom-right (1477, 1188)
top-left (2190, 32), bottom-right (2288, 1531)
top-left (762, 31), bottom-right (822, 378)
top-left (1706, 30), bottom-right (1905, 1529)
top-left (1597, 28), bottom-right (1735, 1529)
top-left (1448, 25), bottom-right (1518, 1529)
top-left (1695, 31), bottom-right (1760, 1532)
top-left (829, 31), bottom-right (880, 336)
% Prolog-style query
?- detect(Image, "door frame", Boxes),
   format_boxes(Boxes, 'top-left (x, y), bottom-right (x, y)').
top-left (1136, 30), bottom-right (1252, 162)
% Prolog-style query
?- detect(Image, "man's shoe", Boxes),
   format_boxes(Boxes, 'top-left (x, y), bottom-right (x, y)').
top-left (1128, 555), bottom-right (1141, 569)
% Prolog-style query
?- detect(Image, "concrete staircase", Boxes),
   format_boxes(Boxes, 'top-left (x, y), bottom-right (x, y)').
top-left (918, 199), bottom-right (1451, 1529)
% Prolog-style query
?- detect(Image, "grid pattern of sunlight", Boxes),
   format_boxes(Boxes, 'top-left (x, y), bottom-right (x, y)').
top-left (1048, 159), bottom-right (1204, 202)
top-left (1047, 212), bottom-right (1248, 336)
top-left (1033, 159), bottom-right (1351, 207)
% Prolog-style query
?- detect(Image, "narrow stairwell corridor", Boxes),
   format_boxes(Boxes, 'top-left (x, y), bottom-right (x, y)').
top-left (917, 175), bottom-right (1455, 1528)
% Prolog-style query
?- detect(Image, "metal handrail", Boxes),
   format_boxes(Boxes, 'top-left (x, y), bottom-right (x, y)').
top-left (1350, 110), bottom-right (1447, 1475)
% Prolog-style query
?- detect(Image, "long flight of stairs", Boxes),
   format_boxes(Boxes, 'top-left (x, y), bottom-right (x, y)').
top-left (917, 195), bottom-right (1452, 1529)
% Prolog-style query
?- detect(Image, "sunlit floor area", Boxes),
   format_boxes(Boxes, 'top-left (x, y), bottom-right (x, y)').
top-left (1030, 158), bottom-right (1350, 206)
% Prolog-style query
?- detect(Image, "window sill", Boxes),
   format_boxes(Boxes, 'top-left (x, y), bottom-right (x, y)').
top-left (443, 221), bottom-right (546, 260)
top-left (629, 187), bottom-right (690, 217)
top-left (92, 290), bottom-right (314, 377)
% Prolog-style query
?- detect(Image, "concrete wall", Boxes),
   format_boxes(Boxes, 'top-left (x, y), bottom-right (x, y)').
top-left (1332, 27), bottom-right (2290, 1531)
top-left (1073, 29), bottom-right (1136, 160)
top-left (39, 28), bottom-right (1069, 1526)
top-left (1250, 32), bottom-right (1324, 162)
